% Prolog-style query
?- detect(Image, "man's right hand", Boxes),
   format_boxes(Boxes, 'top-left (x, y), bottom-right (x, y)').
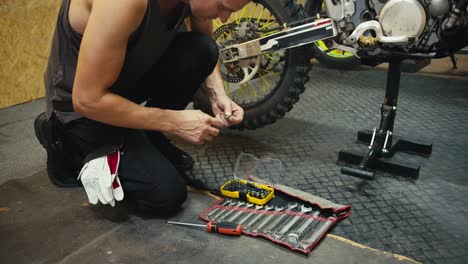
top-left (166, 110), bottom-right (226, 145)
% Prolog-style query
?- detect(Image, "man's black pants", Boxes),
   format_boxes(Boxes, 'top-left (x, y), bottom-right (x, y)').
top-left (61, 32), bottom-right (219, 213)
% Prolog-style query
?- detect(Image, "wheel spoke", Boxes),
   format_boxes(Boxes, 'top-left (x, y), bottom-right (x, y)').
top-left (239, 84), bottom-right (246, 102)
top-left (238, 7), bottom-right (247, 23)
top-left (248, 4), bottom-right (258, 21)
top-left (224, 81), bottom-right (231, 97)
top-left (234, 10), bottom-right (240, 24)
top-left (262, 67), bottom-right (282, 77)
top-left (246, 82), bottom-right (258, 98)
top-left (264, 53), bottom-right (280, 63)
top-left (260, 29), bottom-right (280, 37)
top-left (259, 15), bottom-right (274, 30)
top-left (256, 8), bottom-right (265, 23)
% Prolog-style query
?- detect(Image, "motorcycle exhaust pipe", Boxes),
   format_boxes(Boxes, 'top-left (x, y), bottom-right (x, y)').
top-left (359, 49), bottom-right (436, 60)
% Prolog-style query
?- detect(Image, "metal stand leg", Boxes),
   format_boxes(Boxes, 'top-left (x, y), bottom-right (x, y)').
top-left (450, 53), bottom-right (458, 69)
top-left (338, 60), bottom-right (432, 180)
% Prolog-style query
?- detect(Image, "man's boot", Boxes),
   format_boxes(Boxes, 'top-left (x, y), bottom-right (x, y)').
top-left (34, 113), bottom-right (81, 187)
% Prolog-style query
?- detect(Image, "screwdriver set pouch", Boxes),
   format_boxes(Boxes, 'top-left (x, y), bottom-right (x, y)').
top-left (200, 154), bottom-right (352, 255)
top-left (201, 178), bottom-right (351, 254)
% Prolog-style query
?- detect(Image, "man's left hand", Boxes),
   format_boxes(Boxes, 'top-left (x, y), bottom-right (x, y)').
top-left (210, 94), bottom-right (244, 127)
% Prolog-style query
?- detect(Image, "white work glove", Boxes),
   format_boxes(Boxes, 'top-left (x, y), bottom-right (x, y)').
top-left (77, 150), bottom-right (124, 207)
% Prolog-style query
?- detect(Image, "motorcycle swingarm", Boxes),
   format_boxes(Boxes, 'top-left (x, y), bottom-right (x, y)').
top-left (219, 18), bottom-right (337, 63)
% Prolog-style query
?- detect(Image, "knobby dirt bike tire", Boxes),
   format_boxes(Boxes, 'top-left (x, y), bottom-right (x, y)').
top-left (304, 0), bottom-right (361, 70)
top-left (193, 0), bottom-right (312, 130)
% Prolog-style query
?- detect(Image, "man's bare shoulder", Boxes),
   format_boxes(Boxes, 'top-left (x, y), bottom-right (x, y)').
top-left (121, 0), bottom-right (147, 15)
top-left (89, 0), bottom-right (148, 36)
top-left (116, 0), bottom-right (147, 13)
top-left (94, 0), bottom-right (147, 10)
top-left (92, 0), bottom-right (148, 22)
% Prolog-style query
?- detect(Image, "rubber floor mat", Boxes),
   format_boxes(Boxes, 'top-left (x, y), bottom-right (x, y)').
top-left (179, 66), bottom-right (468, 264)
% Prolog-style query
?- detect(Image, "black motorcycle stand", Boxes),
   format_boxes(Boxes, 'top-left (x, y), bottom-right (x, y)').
top-left (337, 59), bottom-right (433, 180)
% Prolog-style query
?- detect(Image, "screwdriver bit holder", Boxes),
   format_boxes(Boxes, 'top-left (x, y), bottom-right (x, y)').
top-left (220, 178), bottom-right (275, 205)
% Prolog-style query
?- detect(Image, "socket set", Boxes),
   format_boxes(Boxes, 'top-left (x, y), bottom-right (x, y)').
top-left (220, 179), bottom-right (274, 205)
top-left (200, 198), bottom-right (343, 254)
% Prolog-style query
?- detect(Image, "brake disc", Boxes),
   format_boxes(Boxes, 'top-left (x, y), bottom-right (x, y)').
top-left (215, 22), bottom-right (262, 84)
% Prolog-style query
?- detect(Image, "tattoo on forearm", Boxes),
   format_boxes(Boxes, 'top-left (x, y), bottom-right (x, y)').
top-left (205, 86), bottom-right (218, 98)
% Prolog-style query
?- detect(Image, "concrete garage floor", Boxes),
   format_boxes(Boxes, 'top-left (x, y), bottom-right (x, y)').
top-left (1, 56), bottom-right (467, 263)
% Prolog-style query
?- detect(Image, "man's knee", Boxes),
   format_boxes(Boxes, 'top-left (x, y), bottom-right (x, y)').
top-left (197, 34), bottom-right (219, 68)
top-left (176, 32), bottom-right (219, 71)
top-left (161, 181), bottom-right (187, 210)
top-left (136, 180), bottom-right (187, 213)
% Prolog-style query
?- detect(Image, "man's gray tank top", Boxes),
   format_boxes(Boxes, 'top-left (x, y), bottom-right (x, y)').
top-left (45, 0), bottom-right (190, 123)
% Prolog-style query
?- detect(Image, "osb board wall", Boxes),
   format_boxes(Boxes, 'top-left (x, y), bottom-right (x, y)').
top-left (0, 0), bottom-right (309, 110)
top-left (0, 0), bottom-right (61, 109)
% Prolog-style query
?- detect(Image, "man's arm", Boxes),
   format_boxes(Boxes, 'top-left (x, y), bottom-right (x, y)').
top-left (189, 17), bottom-right (226, 100)
top-left (190, 17), bottom-right (244, 125)
top-left (73, 0), bottom-right (222, 144)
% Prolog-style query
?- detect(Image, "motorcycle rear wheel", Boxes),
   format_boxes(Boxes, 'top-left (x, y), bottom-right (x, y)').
top-left (193, 0), bottom-right (312, 130)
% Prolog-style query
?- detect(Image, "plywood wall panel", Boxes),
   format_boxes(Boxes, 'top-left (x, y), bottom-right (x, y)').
top-left (0, 0), bottom-right (61, 109)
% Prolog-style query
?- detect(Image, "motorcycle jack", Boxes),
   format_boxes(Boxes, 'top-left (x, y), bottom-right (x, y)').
top-left (338, 58), bottom-right (433, 180)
